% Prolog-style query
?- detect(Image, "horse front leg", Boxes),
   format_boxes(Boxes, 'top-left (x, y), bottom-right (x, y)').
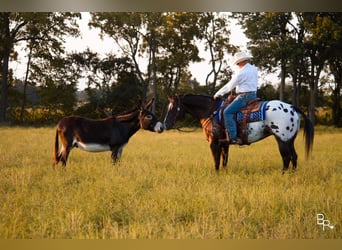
top-left (210, 142), bottom-right (221, 171)
top-left (221, 144), bottom-right (229, 169)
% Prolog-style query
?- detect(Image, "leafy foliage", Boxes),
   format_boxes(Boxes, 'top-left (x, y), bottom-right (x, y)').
top-left (2, 12), bottom-right (342, 126)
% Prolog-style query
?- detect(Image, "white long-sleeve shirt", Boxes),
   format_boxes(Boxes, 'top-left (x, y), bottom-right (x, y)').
top-left (214, 63), bottom-right (258, 98)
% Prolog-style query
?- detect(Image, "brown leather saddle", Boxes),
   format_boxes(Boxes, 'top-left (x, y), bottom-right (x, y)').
top-left (220, 96), bottom-right (263, 145)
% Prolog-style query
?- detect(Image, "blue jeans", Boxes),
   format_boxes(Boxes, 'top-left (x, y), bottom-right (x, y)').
top-left (223, 93), bottom-right (257, 139)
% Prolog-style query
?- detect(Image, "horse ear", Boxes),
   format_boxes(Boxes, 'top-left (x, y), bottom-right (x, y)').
top-left (144, 98), bottom-right (154, 110)
top-left (167, 94), bottom-right (176, 102)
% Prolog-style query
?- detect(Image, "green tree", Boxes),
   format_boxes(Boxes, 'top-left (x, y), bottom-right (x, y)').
top-left (157, 12), bottom-right (201, 92)
top-left (89, 12), bottom-right (203, 111)
top-left (70, 49), bottom-right (141, 117)
top-left (299, 13), bottom-right (341, 123)
top-left (316, 13), bottom-right (342, 127)
top-left (89, 13), bottom-right (152, 103)
top-left (0, 12), bottom-right (80, 123)
top-left (198, 12), bottom-right (237, 94)
top-left (235, 12), bottom-right (294, 101)
top-left (236, 12), bottom-right (342, 124)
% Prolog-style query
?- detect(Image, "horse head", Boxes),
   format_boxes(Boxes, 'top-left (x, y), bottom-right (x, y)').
top-left (163, 95), bottom-right (186, 130)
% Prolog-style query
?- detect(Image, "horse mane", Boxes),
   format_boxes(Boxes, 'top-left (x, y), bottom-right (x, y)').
top-left (176, 93), bottom-right (215, 119)
top-left (182, 93), bottom-right (214, 108)
top-left (179, 93), bottom-right (212, 99)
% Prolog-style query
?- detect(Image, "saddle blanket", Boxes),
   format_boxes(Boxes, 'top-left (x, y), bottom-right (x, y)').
top-left (216, 100), bottom-right (269, 124)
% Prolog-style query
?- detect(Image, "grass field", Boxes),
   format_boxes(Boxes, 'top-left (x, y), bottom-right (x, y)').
top-left (0, 126), bottom-right (341, 239)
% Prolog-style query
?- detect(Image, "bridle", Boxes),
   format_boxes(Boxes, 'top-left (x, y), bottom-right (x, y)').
top-left (166, 95), bottom-right (182, 128)
top-left (167, 95), bottom-right (197, 132)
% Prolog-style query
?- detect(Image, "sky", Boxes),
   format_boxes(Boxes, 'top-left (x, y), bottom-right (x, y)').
top-left (11, 12), bottom-right (278, 90)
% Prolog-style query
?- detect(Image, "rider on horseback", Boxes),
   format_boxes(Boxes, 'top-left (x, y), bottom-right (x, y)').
top-left (213, 51), bottom-right (258, 144)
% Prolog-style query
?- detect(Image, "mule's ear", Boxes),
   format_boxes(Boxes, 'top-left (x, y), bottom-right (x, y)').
top-left (144, 98), bottom-right (154, 110)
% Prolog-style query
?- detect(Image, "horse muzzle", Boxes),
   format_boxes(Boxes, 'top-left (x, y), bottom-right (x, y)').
top-left (154, 122), bottom-right (164, 133)
top-left (163, 121), bottom-right (174, 130)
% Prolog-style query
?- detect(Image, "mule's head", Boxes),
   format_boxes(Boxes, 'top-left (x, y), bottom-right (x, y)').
top-left (139, 98), bottom-right (164, 133)
top-left (163, 95), bottom-right (185, 130)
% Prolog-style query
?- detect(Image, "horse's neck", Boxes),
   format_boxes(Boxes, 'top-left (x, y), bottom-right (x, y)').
top-left (183, 95), bottom-right (213, 120)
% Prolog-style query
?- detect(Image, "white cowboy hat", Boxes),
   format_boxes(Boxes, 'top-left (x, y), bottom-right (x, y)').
top-left (232, 52), bottom-right (253, 65)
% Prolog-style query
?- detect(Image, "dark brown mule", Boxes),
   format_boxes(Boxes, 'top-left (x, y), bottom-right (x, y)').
top-left (164, 94), bottom-right (314, 173)
top-left (53, 98), bottom-right (163, 167)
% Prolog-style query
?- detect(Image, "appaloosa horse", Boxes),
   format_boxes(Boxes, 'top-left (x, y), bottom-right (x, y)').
top-left (164, 94), bottom-right (314, 173)
top-left (53, 98), bottom-right (163, 167)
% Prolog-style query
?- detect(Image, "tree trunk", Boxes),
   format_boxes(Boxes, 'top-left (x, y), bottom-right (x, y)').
top-left (308, 63), bottom-right (320, 125)
top-left (0, 13), bottom-right (10, 123)
top-left (20, 44), bottom-right (33, 123)
top-left (0, 49), bottom-right (10, 123)
top-left (291, 72), bottom-right (298, 107)
top-left (279, 62), bottom-right (286, 101)
top-left (309, 81), bottom-right (317, 125)
top-left (332, 75), bottom-right (341, 127)
top-left (151, 29), bottom-right (157, 113)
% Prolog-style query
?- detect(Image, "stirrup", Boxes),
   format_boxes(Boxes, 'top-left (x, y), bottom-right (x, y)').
top-left (219, 138), bottom-right (230, 143)
top-left (230, 138), bottom-right (242, 145)
top-left (230, 139), bottom-right (238, 144)
top-left (219, 130), bottom-right (230, 143)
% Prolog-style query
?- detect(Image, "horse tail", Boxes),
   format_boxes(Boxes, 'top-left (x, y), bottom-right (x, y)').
top-left (293, 106), bottom-right (314, 159)
top-left (53, 129), bottom-right (59, 165)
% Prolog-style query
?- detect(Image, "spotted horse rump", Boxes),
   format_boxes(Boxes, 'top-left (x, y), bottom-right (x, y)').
top-left (234, 100), bottom-right (301, 145)
top-left (264, 100), bottom-right (300, 140)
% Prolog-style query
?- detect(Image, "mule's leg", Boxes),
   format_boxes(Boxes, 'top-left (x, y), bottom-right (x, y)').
top-left (60, 145), bottom-right (72, 167)
top-left (53, 143), bottom-right (68, 168)
top-left (60, 135), bottom-right (74, 167)
top-left (111, 145), bottom-right (124, 164)
top-left (55, 151), bottom-right (62, 166)
top-left (111, 147), bottom-right (119, 164)
top-left (221, 144), bottom-right (229, 169)
top-left (275, 137), bottom-right (292, 174)
top-left (210, 142), bottom-right (221, 171)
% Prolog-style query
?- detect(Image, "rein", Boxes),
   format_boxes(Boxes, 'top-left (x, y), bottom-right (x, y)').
top-left (175, 124), bottom-right (199, 133)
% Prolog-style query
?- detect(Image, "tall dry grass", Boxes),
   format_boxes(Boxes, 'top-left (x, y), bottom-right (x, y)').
top-left (0, 126), bottom-right (341, 239)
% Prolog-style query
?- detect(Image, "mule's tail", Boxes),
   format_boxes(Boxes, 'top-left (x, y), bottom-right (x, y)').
top-left (53, 129), bottom-right (59, 165)
top-left (294, 106), bottom-right (314, 159)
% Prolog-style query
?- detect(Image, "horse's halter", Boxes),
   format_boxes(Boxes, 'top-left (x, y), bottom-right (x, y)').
top-left (165, 96), bottom-right (184, 129)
